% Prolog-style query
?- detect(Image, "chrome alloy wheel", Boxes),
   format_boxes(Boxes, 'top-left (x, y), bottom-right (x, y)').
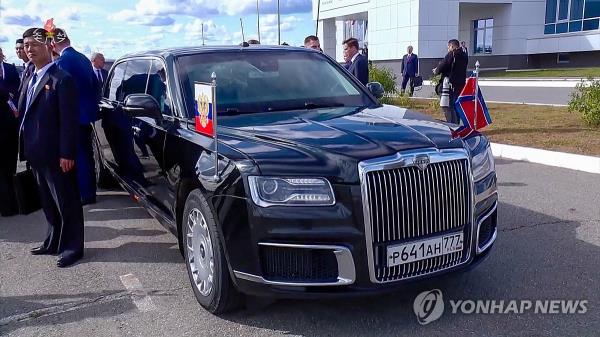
top-left (186, 208), bottom-right (215, 297)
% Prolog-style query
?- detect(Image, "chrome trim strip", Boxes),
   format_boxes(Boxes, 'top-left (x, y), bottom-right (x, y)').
top-left (233, 243), bottom-right (356, 286)
top-left (475, 186), bottom-right (498, 204)
top-left (476, 200), bottom-right (498, 254)
top-left (358, 147), bottom-right (475, 284)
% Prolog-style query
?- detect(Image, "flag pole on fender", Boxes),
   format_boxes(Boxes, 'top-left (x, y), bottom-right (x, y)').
top-left (474, 60), bottom-right (480, 130)
top-left (211, 72), bottom-right (220, 182)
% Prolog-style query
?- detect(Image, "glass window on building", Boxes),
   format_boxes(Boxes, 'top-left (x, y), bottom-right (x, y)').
top-left (473, 19), bottom-right (493, 54)
top-left (545, 0), bottom-right (600, 33)
top-left (343, 20), bottom-right (367, 50)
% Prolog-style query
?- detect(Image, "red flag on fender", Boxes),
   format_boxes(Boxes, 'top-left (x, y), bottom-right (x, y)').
top-left (451, 74), bottom-right (492, 138)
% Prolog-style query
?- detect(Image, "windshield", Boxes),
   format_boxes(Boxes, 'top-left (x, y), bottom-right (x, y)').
top-left (176, 50), bottom-right (375, 118)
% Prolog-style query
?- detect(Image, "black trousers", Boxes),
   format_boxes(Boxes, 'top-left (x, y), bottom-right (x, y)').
top-left (32, 164), bottom-right (84, 254)
top-left (0, 122), bottom-right (19, 216)
top-left (444, 83), bottom-right (465, 124)
top-left (401, 75), bottom-right (415, 95)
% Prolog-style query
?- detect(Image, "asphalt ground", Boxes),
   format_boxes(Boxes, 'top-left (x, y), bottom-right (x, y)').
top-left (412, 85), bottom-right (573, 105)
top-left (1, 159), bottom-right (599, 336)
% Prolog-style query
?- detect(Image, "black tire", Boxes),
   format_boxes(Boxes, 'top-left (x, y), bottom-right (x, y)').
top-left (93, 139), bottom-right (115, 189)
top-left (182, 189), bottom-right (242, 314)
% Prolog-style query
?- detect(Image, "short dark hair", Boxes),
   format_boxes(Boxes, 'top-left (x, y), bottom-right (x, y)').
top-left (343, 37), bottom-right (359, 50)
top-left (247, 39), bottom-right (260, 45)
top-left (53, 28), bottom-right (70, 43)
top-left (304, 35), bottom-right (319, 44)
top-left (23, 28), bottom-right (42, 39)
top-left (16, 38), bottom-right (24, 44)
top-left (448, 39), bottom-right (460, 48)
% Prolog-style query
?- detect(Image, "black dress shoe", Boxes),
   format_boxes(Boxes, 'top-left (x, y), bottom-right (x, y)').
top-left (57, 251), bottom-right (83, 268)
top-left (31, 246), bottom-right (56, 255)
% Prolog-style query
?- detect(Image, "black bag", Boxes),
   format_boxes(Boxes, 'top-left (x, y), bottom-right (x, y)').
top-left (412, 75), bottom-right (423, 88)
top-left (13, 166), bottom-right (41, 215)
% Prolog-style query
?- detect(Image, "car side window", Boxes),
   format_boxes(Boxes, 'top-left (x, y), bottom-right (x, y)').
top-left (107, 62), bottom-right (127, 101)
top-left (147, 60), bottom-right (173, 116)
top-left (119, 59), bottom-right (152, 103)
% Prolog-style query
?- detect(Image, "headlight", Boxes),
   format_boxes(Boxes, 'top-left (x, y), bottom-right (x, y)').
top-left (248, 176), bottom-right (336, 207)
top-left (470, 137), bottom-right (495, 182)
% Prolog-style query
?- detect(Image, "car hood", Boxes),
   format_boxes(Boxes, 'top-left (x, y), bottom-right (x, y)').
top-left (220, 105), bottom-right (466, 183)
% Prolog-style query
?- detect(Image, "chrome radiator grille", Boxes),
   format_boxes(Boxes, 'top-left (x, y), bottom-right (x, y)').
top-left (363, 158), bottom-right (472, 282)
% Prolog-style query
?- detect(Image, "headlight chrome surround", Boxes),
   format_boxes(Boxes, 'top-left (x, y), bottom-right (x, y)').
top-left (248, 176), bottom-right (336, 207)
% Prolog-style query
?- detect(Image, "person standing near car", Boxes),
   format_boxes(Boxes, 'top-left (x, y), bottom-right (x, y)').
top-left (433, 39), bottom-right (468, 123)
top-left (342, 38), bottom-right (369, 85)
top-left (0, 47), bottom-right (21, 216)
top-left (19, 27), bottom-right (84, 267)
top-left (52, 28), bottom-right (99, 205)
top-left (400, 45), bottom-right (419, 96)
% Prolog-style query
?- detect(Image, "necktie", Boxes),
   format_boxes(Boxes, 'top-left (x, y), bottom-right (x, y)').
top-left (96, 69), bottom-right (102, 82)
top-left (26, 72), bottom-right (38, 110)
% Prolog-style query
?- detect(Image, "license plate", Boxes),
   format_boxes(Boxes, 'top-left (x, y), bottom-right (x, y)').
top-left (387, 232), bottom-right (464, 267)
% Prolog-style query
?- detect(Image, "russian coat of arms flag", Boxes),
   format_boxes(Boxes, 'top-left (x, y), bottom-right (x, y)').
top-left (452, 74), bottom-right (492, 138)
top-left (194, 82), bottom-right (214, 137)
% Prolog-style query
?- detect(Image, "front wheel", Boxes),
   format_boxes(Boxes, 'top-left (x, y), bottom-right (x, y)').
top-left (182, 190), bottom-right (242, 314)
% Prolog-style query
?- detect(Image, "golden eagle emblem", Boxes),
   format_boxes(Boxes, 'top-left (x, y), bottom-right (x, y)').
top-left (196, 92), bottom-right (210, 128)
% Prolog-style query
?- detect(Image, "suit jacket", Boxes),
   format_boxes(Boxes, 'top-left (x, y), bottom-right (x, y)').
top-left (434, 48), bottom-right (468, 88)
top-left (1, 62), bottom-right (20, 110)
top-left (17, 64), bottom-right (79, 167)
top-left (55, 47), bottom-right (99, 124)
top-left (401, 53), bottom-right (419, 77)
top-left (347, 53), bottom-right (369, 85)
top-left (17, 62), bottom-right (35, 98)
top-left (93, 67), bottom-right (109, 98)
top-left (0, 62), bottom-right (20, 156)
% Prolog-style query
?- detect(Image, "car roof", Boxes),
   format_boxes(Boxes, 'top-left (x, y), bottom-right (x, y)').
top-left (118, 45), bottom-right (314, 60)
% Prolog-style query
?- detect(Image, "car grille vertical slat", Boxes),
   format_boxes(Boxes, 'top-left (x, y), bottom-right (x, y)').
top-left (365, 158), bottom-right (471, 282)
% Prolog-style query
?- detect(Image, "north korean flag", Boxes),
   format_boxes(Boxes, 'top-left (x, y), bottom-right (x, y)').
top-left (452, 74), bottom-right (492, 138)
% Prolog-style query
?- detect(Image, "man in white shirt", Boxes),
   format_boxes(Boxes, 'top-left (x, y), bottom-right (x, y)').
top-left (91, 52), bottom-right (108, 89)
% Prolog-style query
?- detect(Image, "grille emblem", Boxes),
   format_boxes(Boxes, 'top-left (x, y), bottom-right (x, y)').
top-left (414, 155), bottom-right (430, 170)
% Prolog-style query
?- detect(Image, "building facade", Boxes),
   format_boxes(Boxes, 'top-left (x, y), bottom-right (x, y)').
top-left (313, 0), bottom-right (600, 73)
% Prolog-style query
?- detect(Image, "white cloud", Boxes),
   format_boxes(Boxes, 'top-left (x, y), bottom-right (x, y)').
top-left (184, 19), bottom-right (235, 45)
top-left (109, 9), bottom-right (175, 26)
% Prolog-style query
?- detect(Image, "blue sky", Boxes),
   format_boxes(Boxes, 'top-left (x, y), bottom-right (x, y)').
top-left (0, 0), bottom-right (316, 64)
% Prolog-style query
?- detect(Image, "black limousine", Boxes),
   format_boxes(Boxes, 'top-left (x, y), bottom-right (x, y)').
top-left (93, 45), bottom-right (498, 313)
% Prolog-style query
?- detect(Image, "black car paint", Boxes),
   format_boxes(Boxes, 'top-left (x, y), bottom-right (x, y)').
top-left (93, 46), bottom-right (496, 297)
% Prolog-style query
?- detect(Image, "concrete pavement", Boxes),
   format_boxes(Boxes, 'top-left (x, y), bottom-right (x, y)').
top-left (1, 160), bottom-right (599, 336)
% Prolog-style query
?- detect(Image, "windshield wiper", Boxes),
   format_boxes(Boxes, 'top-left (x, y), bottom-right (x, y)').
top-left (266, 102), bottom-right (345, 112)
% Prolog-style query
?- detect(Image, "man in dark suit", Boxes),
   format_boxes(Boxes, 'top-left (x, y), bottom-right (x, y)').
top-left (91, 52), bottom-right (108, 91)
top-left (400, 45), bottom-right (419, 96)
top-left (0, 47), bottom-right (21, 216)
top-left (342, 38), bottom-right (368, 85)
top-left (15, 39), bottom-right (34, 95)
top-left (433, 39), bottom-right (468, 123)
top-left (19, 27), bottom-right (84, 267)
top-left (52, 28), bottom-right (99, 205)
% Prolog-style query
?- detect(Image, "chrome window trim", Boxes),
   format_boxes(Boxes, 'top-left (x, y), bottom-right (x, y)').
top-left (358, 147), bottom-right (475, 284)
top-left (233, 243), bottom-right (356, 286)
top-left (476, 200), bottom-right (498, 254)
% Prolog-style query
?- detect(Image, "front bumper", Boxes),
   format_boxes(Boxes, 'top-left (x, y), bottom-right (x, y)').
top-left (223, 172), bottom-right (497, 298)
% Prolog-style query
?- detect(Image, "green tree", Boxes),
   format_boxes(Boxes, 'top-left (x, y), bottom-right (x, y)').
top-left (568, 78), bottom-right (600, 127)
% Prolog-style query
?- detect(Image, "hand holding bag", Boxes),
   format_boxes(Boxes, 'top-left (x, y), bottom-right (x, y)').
top-left (13, 163), bottom-right (41, 215)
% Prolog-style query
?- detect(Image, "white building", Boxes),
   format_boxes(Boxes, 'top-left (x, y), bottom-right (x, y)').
top-left (313, 0), bottom-right (600, 73)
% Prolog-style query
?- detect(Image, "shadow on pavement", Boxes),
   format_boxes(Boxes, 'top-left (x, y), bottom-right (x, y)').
top-left (217, 201), bottom-right (598, 336)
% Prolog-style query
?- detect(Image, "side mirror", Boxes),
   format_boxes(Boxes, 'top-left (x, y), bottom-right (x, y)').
top-left (123, 94), bottom-right (162, 121)
top-left (366, 82), bottom-right (385, 99)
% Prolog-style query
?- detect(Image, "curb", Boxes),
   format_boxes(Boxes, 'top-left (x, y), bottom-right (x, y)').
top-left (409, 96), bottom-right (567, 107)
top-left (422, 80), bottom-right (580, 88)
top-left (491, 143), bottom-right (600, 174)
